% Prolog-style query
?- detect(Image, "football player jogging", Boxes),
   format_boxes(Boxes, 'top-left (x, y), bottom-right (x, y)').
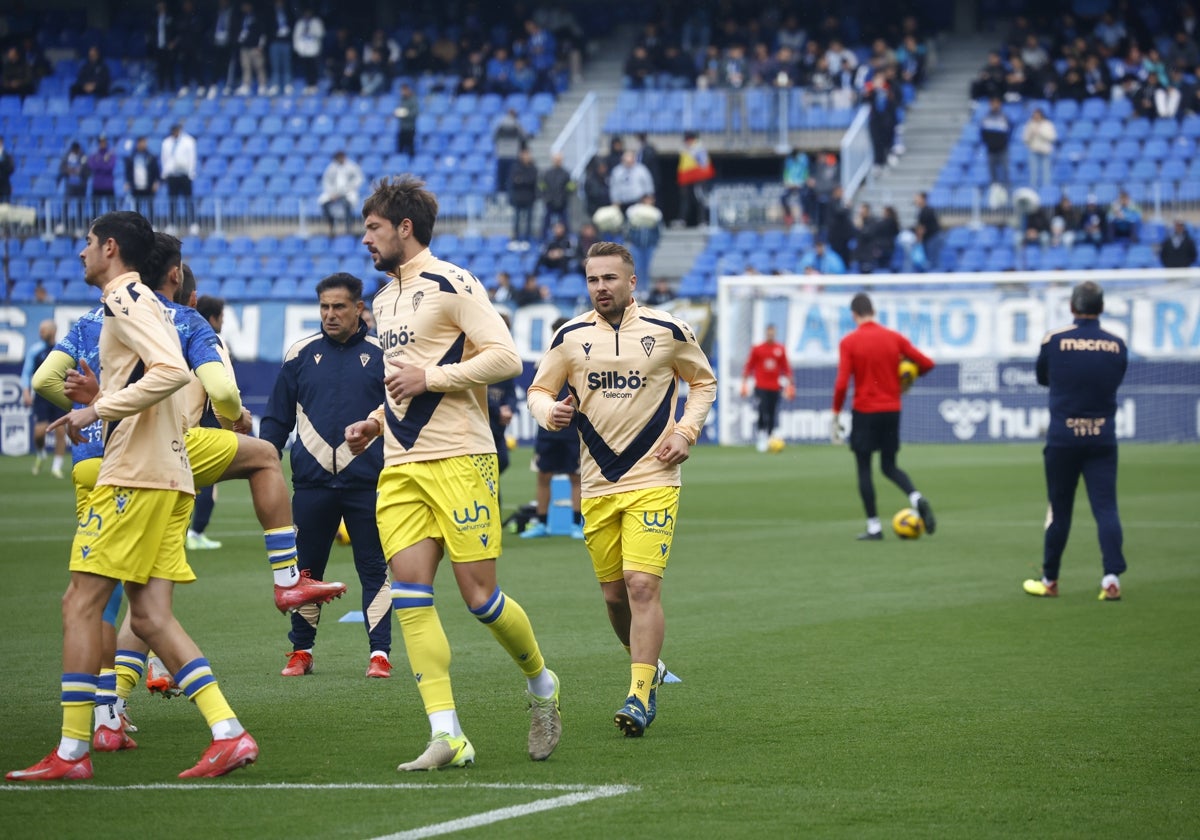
top-left (527, 241), bottom-right (717, 736)
top-left (261, 273), bottom-right (393, 679)
top-left (831, 292), bottom-right (937, 541)
top-left (740, 324), bottom-right (795, 452)
top-left (32, 236), bottom-right (347, 751)
top-left (21, 320), bottom-right (68, 477)
top-left (1024, 281), bottom-right (1128, 601)
top-left (344, 176), bottom-right (561, 770)
top-left (8, 211), bottom-right (256, 782)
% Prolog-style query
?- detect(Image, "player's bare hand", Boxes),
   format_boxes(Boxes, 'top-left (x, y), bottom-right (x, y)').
top-left (385, 360), bottom-right (428, 402)
top-left (49, 404), bottom-right (99, 445)
top-left (21, 389), bottom-right (32, 407)
top-left (549, 394), bottom-right (576, 429)
top-left (63, 359), bottom-right (100, 404)
top-left (232, 408), bottom-right (253, 435)
top-left (784, 384), bottom-right (796, 401)
top-left (498, 405), bottom-right (513, 426)
top-left (739, 383), bottom-right (749, 398)
top-left (345, 419), bottom-right (380, 455)
top-left (655, 432), bottom-right (690, 465)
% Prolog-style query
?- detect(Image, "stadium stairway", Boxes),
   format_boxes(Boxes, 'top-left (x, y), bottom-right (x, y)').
top-left (855, 34), bottom-right (993, 227)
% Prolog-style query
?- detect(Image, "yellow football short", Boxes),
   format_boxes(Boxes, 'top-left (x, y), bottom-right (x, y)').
top-left (186, 426), bottom-right (239, 488)
top-left (376, 454), bottom-right (502, 563)
top-left (70, 485), bottom-right (196, 585)
top-left (581, 485), bottom-right (681, 583)
top-left (71, 457), bottom-right (102, 524)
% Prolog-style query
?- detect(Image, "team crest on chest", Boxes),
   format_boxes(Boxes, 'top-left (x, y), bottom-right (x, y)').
top-left (359, 353), bottom-right (370, 367)
top-left (412, 291), bottom-right (424, 311)
top-left (641, 336), bottom-right (656, 356)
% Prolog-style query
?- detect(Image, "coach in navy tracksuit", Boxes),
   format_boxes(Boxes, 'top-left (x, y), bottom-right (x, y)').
top-left (261, 273), bottom-right (392, 677)
top-left (1025, 281), bottom-right (1128, 602)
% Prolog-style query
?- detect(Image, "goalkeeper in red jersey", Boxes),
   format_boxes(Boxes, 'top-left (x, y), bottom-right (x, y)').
top-left (740, 325), bottom-right (794, 452)
top-left (832, 293), bottom-right (937, 540)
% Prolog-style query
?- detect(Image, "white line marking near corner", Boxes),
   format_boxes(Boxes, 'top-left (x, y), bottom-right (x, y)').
top-left (0, 781), bottom-right (627, 793)
top-left (368, 784), bottom-right (639, 840)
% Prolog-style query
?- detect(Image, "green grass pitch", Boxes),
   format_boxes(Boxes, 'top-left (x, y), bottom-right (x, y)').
top-left (1, 443), bottom-right (1197, 838)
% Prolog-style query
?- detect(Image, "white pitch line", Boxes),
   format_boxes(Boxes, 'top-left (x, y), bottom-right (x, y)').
top-left (368, 784), bottom-right (638, 840)
top-left (0, 781), bottom-right (621, 793)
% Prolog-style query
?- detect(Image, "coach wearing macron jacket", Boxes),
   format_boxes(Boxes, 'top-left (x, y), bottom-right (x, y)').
top-left (1024, 280), bottom-right (1128, 602)
top-left (261, 273), bottom-right (392, 678)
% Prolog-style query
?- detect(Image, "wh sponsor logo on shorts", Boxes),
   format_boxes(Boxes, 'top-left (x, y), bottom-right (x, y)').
top-left (642, 510), bottom-right (673, 536)
top-left (453, 500), bottom-right (491, 527)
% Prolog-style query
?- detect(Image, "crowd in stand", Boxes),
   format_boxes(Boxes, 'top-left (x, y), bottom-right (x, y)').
top-left (970, 5), bottom-right (1200, 119)
top-left (0, 2), bottom-right (589, 100)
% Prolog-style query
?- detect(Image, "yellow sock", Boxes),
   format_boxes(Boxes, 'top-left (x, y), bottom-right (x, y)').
top-left (470, 588), bottom-right (545, 678)
top-left (114, 649), bottom-right (147, 700)
top-left (630, 662), bottom-right (658, 708)
top-left (190, 683), bottom-right (237, 729)
top-left (396, 604), bottom-right (455, 713)
top-left (61, 673), bottom-right (97, 742)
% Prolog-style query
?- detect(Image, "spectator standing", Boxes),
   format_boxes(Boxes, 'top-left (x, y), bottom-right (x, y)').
top-left (913, 191), bottom-right (943, 270)
top-left (292, 7), bottom-right (325, 94)
top-left (394, 83), bottom-right (418, 156)
top-left (538, 151), bottom-right (574, 238)
top-left (235, 0), bottom-right (267, 95)
top-left (1160, 220), bottom-right (1198, 268)
top-left (1021, 107), bottom-right (1057, 188)
top-left (318, 151), bottom-right (364, 235)
top-left (124, 135), bottom-right (161, 219)
top-left (980, 97), bottom-right (1012, 198)
top-left (508, 147), bottom-right (539, 246)
top-left (676, 131), bottom-right (714, 227)
top-left (635, 133), bottom-right (661, 196)
top-left (58, 142), bottom-right (90, 236)
top-left (493, 109), bottom-right (527, 197)
top-left (70, 46), bottom-right (111, 99)
top-left (866, 78), bottom-right (899, 173)
top-left (176, 0), bottom-right (207, 95)
top-left (209, 0), bottom-right (237, 96)
top-left (623, 194), bottom-right (662, 284)
top-left (261, 273), bottom-right (392, 679)
top-left (87, 135), bottom-right (117, 217)
top-left (608, 150), bottom-right (655, 214)
top-left (0, 136), bottom-right (13, 201)
top-left (149, 1), bottom-right (178, 94)
top-left (583, 160), bottom-right (610, 220)
top-left (160, 123), bottom-right (197, 234)
top-left (780, 148), bottom-right (813, 226)
top-left (1023, 281), bottom-right (1128, 602)
top-left (267, 0), bottom-right (294, 95)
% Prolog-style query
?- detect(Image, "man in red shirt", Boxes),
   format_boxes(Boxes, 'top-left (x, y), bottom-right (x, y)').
top-left (741, 325), bottom-right (795, 452)
top-left (832, 293), bottom-right (936, 540)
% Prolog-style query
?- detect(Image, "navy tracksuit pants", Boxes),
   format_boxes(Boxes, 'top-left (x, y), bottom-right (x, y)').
top-left (289, 486), bottom-right (391, 654)
top-left (1043, 444), bottom-right (1126, 581)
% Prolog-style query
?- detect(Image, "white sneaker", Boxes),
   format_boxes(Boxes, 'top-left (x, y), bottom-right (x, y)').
top-left (186, 532), bottom-right (222, 550)
top-left (51, 464), bottom-right (64, 479)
